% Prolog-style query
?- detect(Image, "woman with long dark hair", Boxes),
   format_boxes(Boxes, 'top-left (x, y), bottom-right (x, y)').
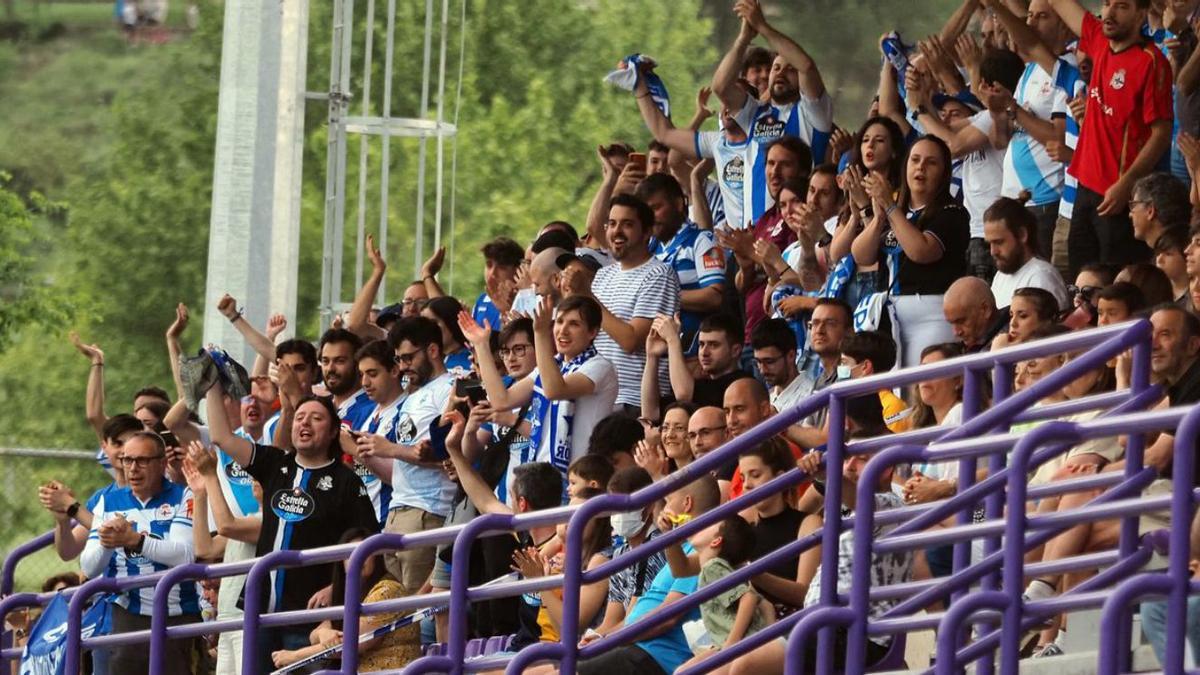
top-left (851, 135), bottom-right (969, 367)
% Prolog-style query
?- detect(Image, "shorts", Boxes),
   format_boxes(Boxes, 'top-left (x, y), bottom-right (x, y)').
top-left (431, 557), bottom-right (452, 589)
top-left (383, 506), bottom-right (447, 594)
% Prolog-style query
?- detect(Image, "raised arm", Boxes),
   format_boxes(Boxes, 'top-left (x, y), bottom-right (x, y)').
top-left (982, 0), bottom-right (1057, 73)
top-left (737, 0), bottom-right (825, 99)
top-left (205, 382), bottom-right (254, 468)
top-left (906, 71), bottom-right (989, 157)
top-left (641, 335), bottom-right (666, 423)
top-left (39, 482), bottom-right (90, 561)
top-left (531, 296), bottom-right (598, 401)
top-left (71, 333), bottom-right (107, 442)
top-left (712, 16), bottom-right (757, 110)
top-left (216, 295), bottom-right (277, 362)
top-left (188, 442), bottom-right (261, 545)
top-left (420, 247), bottom-right (448, 299)
top-left (458, 311), bottom-right (534, 410)
top-left (180, 455), bottom-right (226, 560)
top-left (444, 411), bottom-right (510, 515)
top-left (345, 234), bottom-right (389, 340)
top-left (1045, 0), bottom-right (1086, 37)
top-left (940, 0), bottom-right (981, 44)
top-left (165, 303), bottom-right (190, 401)
top-left (633, 78), bottom-right (702, 157)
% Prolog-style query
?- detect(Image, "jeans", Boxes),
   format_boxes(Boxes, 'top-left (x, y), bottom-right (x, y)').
top-left (966, 237), bottom-right (995, 283)
top-left (1140, 596), bottom-right (1200, 667)
top-left (1027, 202), bottom-right (1060, 263)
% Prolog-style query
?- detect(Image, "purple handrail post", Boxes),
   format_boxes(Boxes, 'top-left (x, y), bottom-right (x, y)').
top-left (1, 530), bottom-right (54, 598)
top-left (952, 368), bottom-right (984, 601)
top-left (782, 607), bottom-right (855, 675)
top-left (1002, 421), bottom-right (1082, 675)
top-left (148, 562), bottom-right (208, 674)
top-left (340, 533), bottom-right (406, 674)
top-left (447, 513), bottom-right (512, 673)
top-left (63, 576), bottom-right (122, 675)
top-left (815, 394), bottom-right (846, 674)
top-left (1116, 339), bottom-right (1153, 671)
top-left (1164, 402), bottom-right (1200, 674)
top-left (240, 549), bottom-right (305, 674)
top-left (1097, 575), bottom-right (1172, 674)
top-left (933, 590), bottom-right (1008, 675)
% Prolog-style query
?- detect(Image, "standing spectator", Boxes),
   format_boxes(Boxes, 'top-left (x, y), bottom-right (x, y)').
top-left (636, 173), bottom-right (726, 350)
top-left (852, 135), bottom-right (970, 367)
top-left (1130, 172), bottom-right (1191, 250)
top-left (79, 431), bottom-right (201, 675)
top-left (943, 276), bottom-right (1005, 353)
top-left (471, 237), bottom-right (526, 330)
top-left (370, 317), bottom-right (456, 592)
top-left (205, 385), bottom-right (377, 673)
top-left (565, 194), bottom-right (680, 413)
top-left (750, 318), bottom-right (810, 414)
top-left (317, 328), bottom-right (374, 429)
top-left (985, 197), bottom-right (1071, 310)
top-left (421, 296), bottom-right (474, 377)
top-left (1045, 0), bottom-right (1175, 275)
top-left (347, 339), bottom-right (406, 525)
top-left (643, 313), bottom-right (750, 417)
top-left (712, 0), bottom-right (833, 222)
top-left (462, 295), bottom-right (619, 478)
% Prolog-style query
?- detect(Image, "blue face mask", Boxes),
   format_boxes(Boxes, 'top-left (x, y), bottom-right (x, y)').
top-left (836, 364), bottom-right (854, 381)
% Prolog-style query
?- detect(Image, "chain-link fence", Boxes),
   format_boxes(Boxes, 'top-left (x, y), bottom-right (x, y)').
top-left (0, 448), bottom-right (109, 593)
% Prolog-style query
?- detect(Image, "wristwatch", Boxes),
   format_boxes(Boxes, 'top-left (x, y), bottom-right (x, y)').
top-left (65, 502), bottom-right (81, 519)
top-left (126, 533), bottom-right (146, 556)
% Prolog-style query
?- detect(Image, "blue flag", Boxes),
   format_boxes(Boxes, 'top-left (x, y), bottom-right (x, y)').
top-left (20, 593), bottom-right (112, 675)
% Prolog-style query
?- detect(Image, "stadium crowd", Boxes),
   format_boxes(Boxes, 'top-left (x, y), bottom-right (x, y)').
top-left (20, 0), bottom-right (1200, 671)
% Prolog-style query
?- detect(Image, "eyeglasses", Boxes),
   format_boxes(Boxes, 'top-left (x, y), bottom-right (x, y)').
top-left (807, 319), bottom-right (842, 331)
top-left (753, 355), bottom-right (785, 368)
top-left (1067, 285), bottom-right (1101, 299)
top-left (687, 425), bottom-right (727, 441)
top-left (120, 455), bottom-right (164, 468)
top-left (1128, 199), bottom-right (1151, 209)
top-left (396, 349), bottom-right (422, 365)
top-left (240, 395), bottom-right (256, 405)
top-left (401, 298), bottom-right (428, 308)
top-left (499, 344), bottom-right (532, 358)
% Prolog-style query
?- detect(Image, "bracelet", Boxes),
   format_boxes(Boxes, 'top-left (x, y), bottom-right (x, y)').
top-left (66, 502), bottom-right (81, 519)
top-left (884, 204), bottom-right (898, 218)
top-left (228, 307), bottom-right (244, 324)
top-left (92, 362), bottom-right (104, 368)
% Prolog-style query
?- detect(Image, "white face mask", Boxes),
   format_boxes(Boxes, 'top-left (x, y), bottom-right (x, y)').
top-left (836, 364), bottom-right (854, 381)
top-left (610, 510), bottom-right (646, 539)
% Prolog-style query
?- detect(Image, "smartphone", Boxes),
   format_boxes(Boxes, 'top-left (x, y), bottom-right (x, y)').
top-left (160, 431), bottom-right (179, 448)
top-left (628, 152), bottom-right (647, 171)
top-left (456, 377), bottom-right (488, 406)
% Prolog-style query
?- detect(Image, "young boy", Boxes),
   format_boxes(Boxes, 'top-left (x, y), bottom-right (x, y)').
top-left (687, 515), bottom-right (771, 660)
top-left (568, 454), bottom-right (615, 499)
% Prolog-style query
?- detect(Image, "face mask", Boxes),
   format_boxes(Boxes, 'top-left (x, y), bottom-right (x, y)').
top-left (610, 510), bottom-right (646, 539)
top-left (836, 364), bottom-right (854, 381)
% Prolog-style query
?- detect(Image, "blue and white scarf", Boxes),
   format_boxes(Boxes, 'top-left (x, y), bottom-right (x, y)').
top-left (528, 345), bottom-right (600, 474)
top-left (605, 54), bottom-right (670, 118)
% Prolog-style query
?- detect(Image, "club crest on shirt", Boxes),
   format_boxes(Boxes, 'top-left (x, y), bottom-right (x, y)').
top-left (723, 156), bottom-right (745, 185)
top-left (753, 115), bottom-right (785, 141)
top-left (271, 487), bottom-right (316, 522)
top-left (315, 475), bottom-right (334, 492)
top-left (701, 248), bottom-right (724, 270)
top-left (1110, 69), bottom-right (1125, 90)
top-left (156, 503), bottom-right (175, 520)
top-left (396, 415), bottom-right (418, 444)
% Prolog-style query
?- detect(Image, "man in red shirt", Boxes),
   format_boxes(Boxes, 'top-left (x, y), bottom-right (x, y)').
top-left (1047, 0), bottom-right (1174, 276)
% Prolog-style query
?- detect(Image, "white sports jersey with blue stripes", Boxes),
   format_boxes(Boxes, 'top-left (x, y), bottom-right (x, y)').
top-left (387, 372), bottom-right (456, 517)
top-left (259, 411), bottom-right (281, 445)
top-left (734, 93), bottom-right (834, 224)
top-left (80, 481), bottom-right (200, 616)
top-left (652, 220), bottom-right (725, 337)
top-left (356, 394), bottom-right (403, 524)
top-left (338, 388), bottom-right (376, 430)
top-left (1057, 78), bottom-right (1087, 221)
top-left (1002, 56), bottom-right (1082, 206)
top-left (695, 131), bottom-right (749, 228)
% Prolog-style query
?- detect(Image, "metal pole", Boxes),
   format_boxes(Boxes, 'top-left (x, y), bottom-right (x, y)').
top-left (446, 0), bottom-right (466, 295)
top-left (319, 0), bottom-right (346, 329)
top-left (433, 0), bottom-right (449, 252)
top-left (413, 0), bottom-right (436, 279)
top-left (353, 0), bottom-right (376, 296)
top-left (379, 0), bottom-right (397, 298)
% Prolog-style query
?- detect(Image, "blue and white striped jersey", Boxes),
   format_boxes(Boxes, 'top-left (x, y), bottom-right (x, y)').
top-left (1002, 56), bottom-right (1082, 207)
top-left (94, 447), bottom-right (116, 479)
top-left (734, 93), bottom-right (834, 224)
top-left (337, 388), bottom-right (376, 431)
top-left (218, 428), bottom-right (261, 520)
top-left (652, 220), bottom-right (725, 337)
top-left (1058, 78), bottom-right (1087, 221)
top-left (355, 394), bottom-right (404, 525)
top-left (80, 481), bottom-right (200, 616)
top-left (259, 411), bottom-right (281, 445)
top-left (85, 482), bottom-right (120, 513)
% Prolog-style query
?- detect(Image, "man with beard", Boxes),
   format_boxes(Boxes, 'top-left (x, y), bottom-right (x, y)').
top-left (1046, 0), bottom-right (1174, 275)
top-left (712, 0), bottom-right (832, 223)
top-left (317, 328), bottom-right (374, 430)
top-left (344, 339), bottom-right (406, 526)
top-left (364, 316), bottom-right (456, 593)
top-left (636, 173), bottom-right (725, 353)
top-left (984, 197), bottom-right (1070, 310)
top-left (565, 193), bottom-right (681, 413)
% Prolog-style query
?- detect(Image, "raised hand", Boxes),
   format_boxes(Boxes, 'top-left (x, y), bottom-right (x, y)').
top-left (862, 170), bottom-right (896, 210)
top-left (645, 327), bottom-right (669, 358)
top-left (421, 247), bottom-right (446, 280)
top-left (181, 453), bottom-right (207, 494)
top-left (634, 439), bottom-right (670, 481)
top-left (954, 33), bottom-right (982, 75)
top-left (366, 232), bottom-right (386, 273)
top-left (38, 480), bottom-right (75, 517)
top-left (70, 332), bottom-right (104, 366)
top-left (532, 294), bottom-right (555, 334)
top-left (826, 127), bottom-right (853, 164)
top-left (457, 310), bottom-right (493, 346)
top-left (1179, 133), bottom-right (1200, 176)
top-left (597, 145), bottom-right (620, 181)
top-left (733, 0), bottom-right (768, 33)
top-left (217, 294), bottom-right (240, 321)
top-left (796, 451), bottom-right (823, 477)
top-left (650, 314), bottom-right (681, 345)
top-left (265, 313), bottom-right (288, 341)
top-left (842, 165), bottom-right (870, 210)
top-left (695, 86), bottom-right (714, 122)
top-left (714, 227), bottom-right (755, 263)
top-left (614, 159), bottom-right (646, 196)
top-left (166, 303), bottom-right (190, 339)
top-left (511, 547), bottom-right (550, 579)
top-left (277, 361), bottom-right (302, 404)
top-left (752, 238), bottom-right (785, 269)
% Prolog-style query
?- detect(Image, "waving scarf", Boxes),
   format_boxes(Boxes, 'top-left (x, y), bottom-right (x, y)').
top-left (605, 54), bottom-right (671, 118)
top-left (528, 345), bottom-right (600, 474)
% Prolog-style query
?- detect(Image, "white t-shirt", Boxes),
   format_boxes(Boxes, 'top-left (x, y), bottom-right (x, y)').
top-left (528, 356), bottom-right (619, 467)
top-left (962, 111), bottom-right (1007, 238)
top-left (1003, 56), bottom-right (1082, 207)
top-left (914, 402), bottom-right (963, 481)
top-left (591, 258), bottom-right (681, 407)
top-left (388, 372), bottom-right (456, 517)
top-left (695, 131), bottom-right (749, 229)
top-left (990, 256), bottom-right (1070, 310)
top-left (771, 373), bottom-right (816, 414)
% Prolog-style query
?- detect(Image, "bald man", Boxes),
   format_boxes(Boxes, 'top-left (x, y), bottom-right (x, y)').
top-left (723, 379), bottom-right (808, 499)
top-left (943, 277), bottom-right (1004, 353)
top-left (689, 405), bottom-right (733, 497)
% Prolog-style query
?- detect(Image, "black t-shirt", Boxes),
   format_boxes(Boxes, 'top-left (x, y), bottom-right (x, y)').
top-left (1169, 358), bottom-right (1200, 408)
top-left (693, 370), bottom-right (754, 408)
top-left (750, 506), bottom-right (807, 614)
top-left (885, 204), bottom-right (970, 296)
top-left (244, 444), bottom-right (379, 614)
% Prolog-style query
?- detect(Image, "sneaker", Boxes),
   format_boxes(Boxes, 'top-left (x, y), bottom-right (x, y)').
top-left (1031, 642), bottom-right (1063, 658)
top-left (178, 349), bottom-right (219, 413)
top-left (1023, 579), bottom-right (1057, 603)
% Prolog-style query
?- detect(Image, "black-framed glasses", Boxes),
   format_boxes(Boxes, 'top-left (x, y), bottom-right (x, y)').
top-left (396, 349), bottom-right (421, 365)
top-left (1067, 284), bottom-right (1101, 300)
top-left (120, 455), bottom-right (165, 468)
top-left (499, 344), bottom-right (532, 358)
top-left (687, 425), bottom-right (727, 441)
top-left (753, 355), bottom-right (785, 368)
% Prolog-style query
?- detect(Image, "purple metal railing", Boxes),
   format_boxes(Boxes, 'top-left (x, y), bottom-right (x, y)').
top-left (6, 319), bottom-right (1188, 675)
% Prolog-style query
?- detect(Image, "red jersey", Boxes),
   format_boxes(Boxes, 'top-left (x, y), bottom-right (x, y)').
top-left (1068, 13), bottom-right (1174, 194)
top-left (744, 207), bottom-right (796, 345)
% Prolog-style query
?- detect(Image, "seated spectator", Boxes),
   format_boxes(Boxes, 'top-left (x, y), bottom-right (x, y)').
top-left (1116, 263), bottom-right (1176, 307)
top-left (567, 454), bottom-right (615, 499)
top-left (851, 135), bottom-right (969, 367)
top-left (205, 384), bottom-right (378, 673)
top-left (587, 413), bottom-right (645, 472)
top-left (992, 287), bottom-right (1060, 350)
top-left (737, 438), bottom-right (808, 617)
top-left (725, 379), bottom-right (807, 497)
top-left (1153, 228), bottom-right (1191, 306)
top-left (943, 276), bottom-right (1005, 353)
top-left (838, 330), bottom-right (914, 433)
top-left (1069, 263), bottom-right (1117, 316)
top-left (1095, 282), bottom-right (1145, 327)
top-left (659, 401), bottom-right (697, 474)
top-left (596, 468), bottom-right (667, 638)
top-left (565, 193), bottom-right (681, 414)
top-left (1130, 172), bottom-right (1190, 251)
top-left (750, 318), bottom-right (811, 413)
top-left (643, 313), bottom-right (750, 418)
top-left (269, 528), bottom-right (418, 671)
top-left (462, 295), bottom-right (619, 479)
top-left (678, 515), bottom-right (771, 668)
top-left (80, 431), bottom-right (201, 675)
top-left (984, 197), bottom-right (1070, 311)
